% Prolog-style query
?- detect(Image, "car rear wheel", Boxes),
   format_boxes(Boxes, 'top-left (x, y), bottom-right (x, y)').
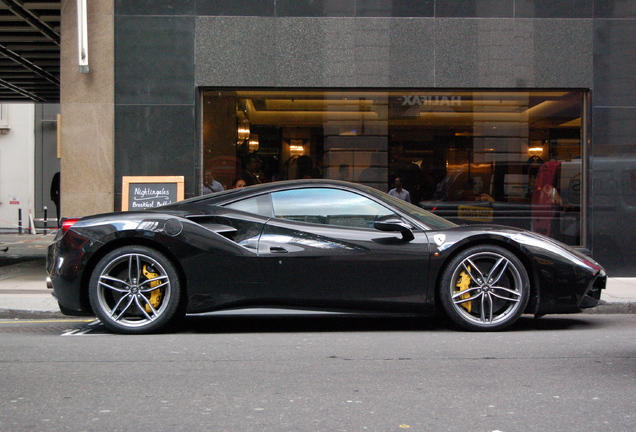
top-left (89, 246), bottom-right (182, 334)
top-left (439, 245), bottom-right (529, 331)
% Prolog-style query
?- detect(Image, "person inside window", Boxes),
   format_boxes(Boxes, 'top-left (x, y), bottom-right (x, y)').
top-left (232, 177), bottom-right (247, 189)
top-left (202, 169), bottom-right (224, 194)
top-left (388, 177), bottom-right (411, 203)
top-left (242, 154), bottom-right (263, 186)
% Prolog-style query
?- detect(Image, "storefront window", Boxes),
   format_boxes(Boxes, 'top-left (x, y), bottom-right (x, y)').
top-left (201, 89), bottom-right (585, 245)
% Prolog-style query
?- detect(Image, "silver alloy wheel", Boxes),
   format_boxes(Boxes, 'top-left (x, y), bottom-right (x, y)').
top-left (94, 252), bottom-right (172, 329)
top-left (448, 250), bottom-right (524, 327)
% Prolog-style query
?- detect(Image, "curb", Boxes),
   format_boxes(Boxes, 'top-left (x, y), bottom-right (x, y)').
top-left (582, 302), bottom-right (636, 315)
top-left (0, 309), bottom-right (69, 320)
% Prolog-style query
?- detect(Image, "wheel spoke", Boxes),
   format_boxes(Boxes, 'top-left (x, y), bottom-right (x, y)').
top-left (100, 274), bottom-right (128, 285)
top-left (134, 295), bottom-right (154, 320)
top-left (486, 257), bottom-right (509, 285)
top-left (98, 277), bottom-right (130, 293)
top-left (479, 292), bottom-right (494, 323)
top-left (111, 295), bottom-right (134, 321)
top-left (139, 276), bottom-right (169, 293)
top-left (452, 289), bottom-right (481, 304)
top-left (127, 255), bottom-right (135, 284)
top-left (462, 259), bottom-right (485, 283)
top-left (491, 285), bottom-right (522, 301)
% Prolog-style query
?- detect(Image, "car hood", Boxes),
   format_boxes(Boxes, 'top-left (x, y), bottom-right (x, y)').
top-left (438, 223), bottom-right (604, 274)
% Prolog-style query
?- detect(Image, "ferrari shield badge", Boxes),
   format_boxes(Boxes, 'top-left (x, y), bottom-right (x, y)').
top-left (433, 234), bottom-right (446, 246)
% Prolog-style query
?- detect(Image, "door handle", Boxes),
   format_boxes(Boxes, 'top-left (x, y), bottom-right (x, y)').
top-left (270, 246), bottom-right (289, 253)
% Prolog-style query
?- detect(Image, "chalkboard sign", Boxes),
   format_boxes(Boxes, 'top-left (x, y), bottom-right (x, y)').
top-left (122, 176), bottom-right (185, 211)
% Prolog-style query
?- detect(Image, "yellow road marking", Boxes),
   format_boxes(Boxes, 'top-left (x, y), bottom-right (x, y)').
top-left (0, 319), bottom-right (96, 324)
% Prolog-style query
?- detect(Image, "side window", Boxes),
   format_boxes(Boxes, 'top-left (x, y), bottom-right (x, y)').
top-left (270, 188), bottom-right (395, 228)
top-left (225, 194), bottom-right (273, 217)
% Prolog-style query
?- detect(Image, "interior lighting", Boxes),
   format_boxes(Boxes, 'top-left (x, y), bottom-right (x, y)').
top-left (237, 113), bottom-right (250, 143)
top-left (248, 134), bottom-right (259, 152)
top-left (528, 147), bottom-right (543, 156)
top-left (289, 139), bottom-right (305, 156)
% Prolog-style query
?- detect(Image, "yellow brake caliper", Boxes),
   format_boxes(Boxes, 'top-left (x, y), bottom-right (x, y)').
top-left (142, 265), bottom-right (163, 313)
top-left (455, 266), bottom-right (473, 313)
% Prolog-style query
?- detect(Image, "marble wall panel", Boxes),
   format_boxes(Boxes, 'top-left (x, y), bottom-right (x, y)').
top-left (515, 0), bottom-right (594, 18)
top-left (436, 0), bottom-right (513, 17)
top-left (195, 17), bottom-right (435, 88)
top-left (115, 16), bottom-right (195, 105)
top-left (195, 0), bottom-right (275, 16)
top-left (114, 104), bottom-right (196, 208)
top-left (115, 0), bottom-right (194, 15)
top-left (593, 19), bottom-right (636, 107)
top-left (435, 19), bottom-right (592, 88)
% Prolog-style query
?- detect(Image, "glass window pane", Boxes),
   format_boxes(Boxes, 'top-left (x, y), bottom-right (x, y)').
top-left (271, 188), bottom-right (394, 228)
top-left (202, 89), bottom-right (584, 245)
top-left (226, 194), bottom-right (273, 217)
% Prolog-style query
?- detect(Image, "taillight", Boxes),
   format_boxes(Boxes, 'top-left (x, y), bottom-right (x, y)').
top-left (61, 218), bottom-right (81, 235)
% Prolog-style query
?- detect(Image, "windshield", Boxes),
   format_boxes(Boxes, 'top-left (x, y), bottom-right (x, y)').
top-left (363, 186), bottom-right (457, 229)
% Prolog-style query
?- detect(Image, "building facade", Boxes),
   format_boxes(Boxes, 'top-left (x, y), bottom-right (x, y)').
top-left (0, 104), bottom-right (59, 233)
top-left (0, 104), bottom-right (36, 232)
top-left (59, 1), bottom-right (636, 276)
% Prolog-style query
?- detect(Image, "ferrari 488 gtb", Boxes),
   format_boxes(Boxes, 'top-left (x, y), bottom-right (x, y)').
top-left (47, 180), bottom-right (606, 334)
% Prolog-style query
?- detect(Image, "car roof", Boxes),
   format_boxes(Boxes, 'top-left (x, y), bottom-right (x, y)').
top-left (166, 179), bottom-right (372, 207)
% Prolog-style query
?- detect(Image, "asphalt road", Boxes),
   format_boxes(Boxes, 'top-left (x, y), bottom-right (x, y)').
top-left (1, 313), bottom-right (635, 432)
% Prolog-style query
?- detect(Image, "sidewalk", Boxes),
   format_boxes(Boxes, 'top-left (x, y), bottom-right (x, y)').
top-left (0, 231), bottom-right (635, 319)
top-left (0, 231), bottom-right (62, 318)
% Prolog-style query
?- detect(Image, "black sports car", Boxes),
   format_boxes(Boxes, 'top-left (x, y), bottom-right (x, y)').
top-left (47, 180), bottom-right (606, 334)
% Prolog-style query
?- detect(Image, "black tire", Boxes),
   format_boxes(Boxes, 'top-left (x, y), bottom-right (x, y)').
top-left (88, 245), bottom-right (183, 334)
top-left (439, 245), bottom-right (530, 331)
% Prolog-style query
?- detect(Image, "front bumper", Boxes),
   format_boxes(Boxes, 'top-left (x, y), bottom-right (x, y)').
top-left (579, 269), bottom-right (607, 309)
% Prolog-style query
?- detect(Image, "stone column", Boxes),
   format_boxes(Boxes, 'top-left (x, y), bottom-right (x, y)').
top-left (59, 0), bottom-right (114, 217)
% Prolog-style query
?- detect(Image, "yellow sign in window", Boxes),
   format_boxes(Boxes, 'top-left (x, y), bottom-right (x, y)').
top-left (458, 205), bottom-right (494, 222)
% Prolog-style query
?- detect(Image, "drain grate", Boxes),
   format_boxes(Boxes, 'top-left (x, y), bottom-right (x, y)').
top-left (0, 318), bottom-right (97, 335)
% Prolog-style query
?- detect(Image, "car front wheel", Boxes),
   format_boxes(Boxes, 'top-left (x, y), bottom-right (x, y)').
top-left (439, 245), bottom-right (529, 331)
top-left (89, 246), bottom-right (182, 334)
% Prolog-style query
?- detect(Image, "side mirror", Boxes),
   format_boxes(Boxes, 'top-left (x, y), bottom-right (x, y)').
top-left (374, 216), bottom-right (415, 241)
